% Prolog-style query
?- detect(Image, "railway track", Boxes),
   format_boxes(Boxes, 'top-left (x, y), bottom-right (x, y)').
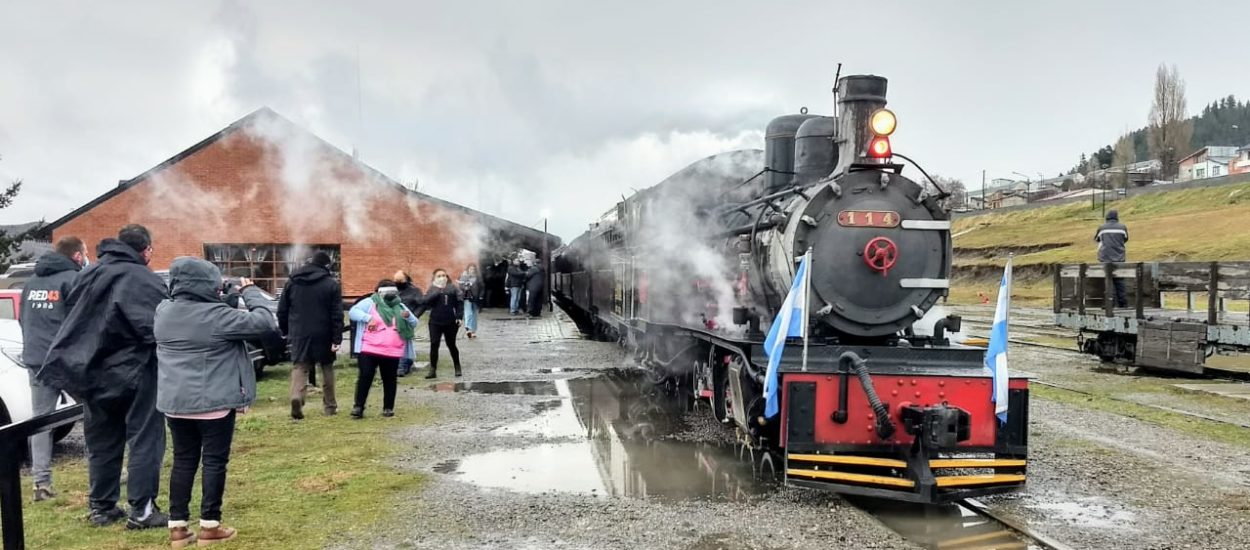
top-left (851, 496), bottom-right (1070, 550)
top-left (963, 328), bottom-right (1250, 430)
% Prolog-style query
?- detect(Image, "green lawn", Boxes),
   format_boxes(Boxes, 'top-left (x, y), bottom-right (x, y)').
top-left (21, 360), bottom-right (433, 549)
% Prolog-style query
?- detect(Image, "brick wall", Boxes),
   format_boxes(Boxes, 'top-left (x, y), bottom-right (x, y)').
top-left (53, 128), bottom-right (481, 298)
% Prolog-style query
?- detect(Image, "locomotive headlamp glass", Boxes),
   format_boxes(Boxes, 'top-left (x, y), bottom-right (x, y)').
top-left (869, 109), bottom-right (897, 136)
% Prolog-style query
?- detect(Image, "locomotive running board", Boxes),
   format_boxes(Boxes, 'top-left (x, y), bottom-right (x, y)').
top-left (783, 453), bottom-right (1027, 504)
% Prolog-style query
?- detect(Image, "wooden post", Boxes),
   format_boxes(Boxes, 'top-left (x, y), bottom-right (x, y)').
top-left (1053, 264), bottom-right (1062, 314)
top-left (1135, 262), bottom-right (1145, 320)
top-left (1208, 262), bottom-right (1220, 325)
top-left (1103, 262), bottom-right (1115, 316)
top-left (1077, 263), bottom-right (1087, 316)
top-left (1186, 291), bottom-right (1194, 313)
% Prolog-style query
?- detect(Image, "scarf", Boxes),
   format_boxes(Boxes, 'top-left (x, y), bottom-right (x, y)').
top-left (371, 292), bottom-right (415, 341)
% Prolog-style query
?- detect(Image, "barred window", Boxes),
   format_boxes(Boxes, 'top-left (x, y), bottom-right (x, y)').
top-left (203, 244), bottom-right (340, 294)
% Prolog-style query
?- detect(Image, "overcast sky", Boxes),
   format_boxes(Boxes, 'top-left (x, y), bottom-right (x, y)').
top-left (1, 1), bottom-right (1243, 240)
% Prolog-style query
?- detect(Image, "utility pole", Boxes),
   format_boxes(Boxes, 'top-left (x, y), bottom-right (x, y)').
top-left (544, 218), bottom-right (552, 313)
top-left (981, 170), bottom-right (986, 210)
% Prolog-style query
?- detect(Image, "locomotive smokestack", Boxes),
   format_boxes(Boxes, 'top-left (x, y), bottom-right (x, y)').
top-left (834, 75), bottom-right (888, 173)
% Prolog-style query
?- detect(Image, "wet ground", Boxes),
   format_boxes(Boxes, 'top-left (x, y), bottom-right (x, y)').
top-left (329, 306), bottom-right (1250, 549)
top-left (344, 310), bottom-right (914, 549)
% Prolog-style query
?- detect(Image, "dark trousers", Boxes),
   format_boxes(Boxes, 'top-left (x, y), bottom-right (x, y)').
top-left (167, 411), bottom-right (237, 522)
top-left (354, 353), bottom-right (399, 410)
top-left (1112, 278), bottom-right (1128, 308)
top-left (83, 372), bottom-right (166, 513)
top-left (429, 323), bottom-right (461, 372)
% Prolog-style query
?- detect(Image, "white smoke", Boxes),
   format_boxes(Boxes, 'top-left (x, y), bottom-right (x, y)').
top-left (625, 150), bottom-right (765, 332)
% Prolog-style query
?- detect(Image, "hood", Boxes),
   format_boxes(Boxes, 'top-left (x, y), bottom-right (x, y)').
top-left (168, 257), bottom-right (223, 302)
top-left (1106, 209), bottom-right (1119, 221)
top-left (289, 263), bottom-right (332, 284)
top-left (33, 251), bottom-right (82, 277)
top-left (96, 238), bottom-right (147, 265)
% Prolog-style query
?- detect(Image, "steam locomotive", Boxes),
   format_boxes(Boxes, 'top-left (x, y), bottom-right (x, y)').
top-left (552, 75), bottom-right (1029, 503)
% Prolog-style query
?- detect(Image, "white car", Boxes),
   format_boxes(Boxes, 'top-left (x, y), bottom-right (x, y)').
top-left (0, 318), bottom-right (77, 441)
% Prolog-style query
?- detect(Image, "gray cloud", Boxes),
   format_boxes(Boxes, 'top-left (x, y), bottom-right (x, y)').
top-left (1, 1), bottom-right (1245, 240)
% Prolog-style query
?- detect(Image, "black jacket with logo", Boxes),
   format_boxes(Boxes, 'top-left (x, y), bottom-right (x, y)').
top-left (19, 252), bottom-right (82, 367)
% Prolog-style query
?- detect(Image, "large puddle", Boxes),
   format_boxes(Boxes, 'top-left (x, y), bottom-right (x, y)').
top-left (429, 372), bottom-right (1070, 548)
top-left (430, 371), bottom-right (769, 501)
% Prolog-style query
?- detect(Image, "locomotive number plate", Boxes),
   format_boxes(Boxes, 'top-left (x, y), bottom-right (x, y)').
top-left (837, 210), bottom-right (900, 228)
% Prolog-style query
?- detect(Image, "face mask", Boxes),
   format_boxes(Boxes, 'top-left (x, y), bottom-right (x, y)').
top-left (434, 276), bottom-right (448, 286)
top-left (81, 256), bottom-right (90, 268)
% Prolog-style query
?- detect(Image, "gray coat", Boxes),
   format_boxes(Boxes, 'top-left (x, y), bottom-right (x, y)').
top-left (1094, 212), bottom-right (1129, 263)
top-left (154, 257), bottom-right (279, 415)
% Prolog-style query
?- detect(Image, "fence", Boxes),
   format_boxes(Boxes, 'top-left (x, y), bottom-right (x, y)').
top-left (0, 405), bottom-right (83, 550)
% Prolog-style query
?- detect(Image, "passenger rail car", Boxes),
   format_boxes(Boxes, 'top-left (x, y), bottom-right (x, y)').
top-left (553, 74), bottom-right (1029, 503)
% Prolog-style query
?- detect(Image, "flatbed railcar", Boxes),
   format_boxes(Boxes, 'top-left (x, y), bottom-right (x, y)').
top-left (1055, 261), bottom-right (1250, 374)
top-left (552, 74), bottom-right (1029, 503)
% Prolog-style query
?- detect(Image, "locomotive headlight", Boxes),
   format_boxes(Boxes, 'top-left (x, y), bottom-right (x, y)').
top-left (869, 108), bottom-right (897, 136)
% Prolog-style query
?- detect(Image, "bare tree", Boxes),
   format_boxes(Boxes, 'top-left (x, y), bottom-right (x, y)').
top-left (1148, 64), bottom-right (1193, 180)
top-left (931, 175), bottom-right (967, 209)
top-left (1112, 133), bottom-right (1136, 188)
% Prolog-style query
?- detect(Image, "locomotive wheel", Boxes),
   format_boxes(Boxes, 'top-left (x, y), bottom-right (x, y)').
top-left (756, 451), bottom-right (779, 479)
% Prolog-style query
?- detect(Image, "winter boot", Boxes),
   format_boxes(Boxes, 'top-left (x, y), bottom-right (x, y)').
top-left (196, 521), bottom-right (236, 546)
top-left (424, 368), bottom-right (437, 380)
top-left (169, 521), bottom-right (196, 549)
top-left (454, 366), bottom-right (463, 377)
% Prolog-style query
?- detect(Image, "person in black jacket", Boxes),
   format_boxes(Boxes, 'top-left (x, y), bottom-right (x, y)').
top-left (19, 236), bottom-right (87, 501)
top-left (506, 260), bottom-right (526, 315)
top-left (525, 263), bottom-right (546, 318)
top-left (421, 268), bottom-right (463, 378)
top-left (277, 252), bottom-right (344, 419)
top-left (392, 270), bottom-right (424, 376)
top-left (38, 225), bottom-right (170, 529)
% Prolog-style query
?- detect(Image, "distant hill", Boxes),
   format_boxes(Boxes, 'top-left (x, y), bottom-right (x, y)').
top-left (949, 182), bottom-right (1250, 305)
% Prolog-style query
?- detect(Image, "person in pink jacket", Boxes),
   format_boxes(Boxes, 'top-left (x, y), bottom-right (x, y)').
top-left (348, 280), bottom-right (417, 419)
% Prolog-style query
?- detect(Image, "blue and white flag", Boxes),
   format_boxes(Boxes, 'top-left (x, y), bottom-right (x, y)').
top-left (763, 253), bottom-right (810, 418)
top-left (985, 257), bottom-right (1013, 424)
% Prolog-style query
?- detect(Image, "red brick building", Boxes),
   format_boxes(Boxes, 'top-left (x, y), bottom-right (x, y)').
top-left (40, 108), bottom-right (553, 299)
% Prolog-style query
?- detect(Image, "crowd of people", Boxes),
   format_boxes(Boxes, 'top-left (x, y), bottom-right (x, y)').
top-left (16, 223), bottom-right (544, 547)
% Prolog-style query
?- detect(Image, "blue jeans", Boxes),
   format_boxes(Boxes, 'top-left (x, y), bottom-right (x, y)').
top-left (509, 287), bottom-right (521, 314)
top-left (398, 357), bottom-right (414, 375)
top-left (465, 301), bottom-right (479, 332)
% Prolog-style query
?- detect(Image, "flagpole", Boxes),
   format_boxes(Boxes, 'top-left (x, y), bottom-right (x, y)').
top-left (801, 247), bottom-right (812, 372)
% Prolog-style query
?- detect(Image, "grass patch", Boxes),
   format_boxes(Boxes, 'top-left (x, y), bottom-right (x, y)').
top-left (1032, 384), bottom-right (1250, 450)
top-left (21, 360), bottom-right (434, 549)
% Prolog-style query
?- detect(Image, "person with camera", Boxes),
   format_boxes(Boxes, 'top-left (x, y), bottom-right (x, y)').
top-left (348, 280), bottom-right (418, 418)
top-left (457, 264), bottom-right (482, 339)
top-left (155, 262), bottom-right (279, 547)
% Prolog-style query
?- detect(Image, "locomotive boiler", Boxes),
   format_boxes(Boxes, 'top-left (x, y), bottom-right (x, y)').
top-left (552, 74), bottom-right (1029, 503)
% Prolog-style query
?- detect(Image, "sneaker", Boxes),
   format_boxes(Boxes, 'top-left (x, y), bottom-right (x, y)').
top-left (381, 409), bottom-right (394, 417)
top-left (89, 506), bottom-right (128, 527)
top-left (197, 524), bottom-right (237, 546)
top-left (350, 406), bottom-right (363, 419)
top-left (290, 398), bottom-right (304, 420)
top-left (33, 483), bottom-right (56, 502)
top-left (127, 503), bottom-right (169, 530)
top-left (170, 525), bottom-right (197, 548)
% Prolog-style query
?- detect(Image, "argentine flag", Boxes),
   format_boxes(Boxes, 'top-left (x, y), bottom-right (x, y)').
top-left (985, 257), bottom-right (1013, 424)
top-left (763, 253), bottom-right (810, 418)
